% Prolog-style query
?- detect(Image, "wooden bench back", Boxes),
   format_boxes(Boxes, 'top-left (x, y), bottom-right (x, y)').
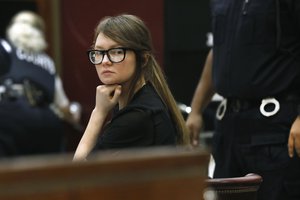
top-left (0, 147), bottom-right (209, 200)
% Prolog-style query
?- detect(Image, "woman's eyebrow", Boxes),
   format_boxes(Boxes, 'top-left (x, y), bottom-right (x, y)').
top-left (93, 45), bottom-right (103, 50)
top-left (94, 44), bottom-right (121, 49)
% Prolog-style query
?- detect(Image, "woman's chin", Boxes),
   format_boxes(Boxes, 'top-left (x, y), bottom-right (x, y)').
top-left (101, 80), bottom-right (119, 85)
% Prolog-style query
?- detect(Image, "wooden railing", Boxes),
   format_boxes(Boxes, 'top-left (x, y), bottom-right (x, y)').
top-left (0, 147), bottom-right (209, 200)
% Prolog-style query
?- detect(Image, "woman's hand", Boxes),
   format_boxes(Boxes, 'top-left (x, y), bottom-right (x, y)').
top-left (288, 116), bottom-right (300, 157)
top-left (95, 84), bottom-right (122, 114)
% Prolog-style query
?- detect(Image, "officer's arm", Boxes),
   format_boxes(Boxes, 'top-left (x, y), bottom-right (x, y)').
top-left (287, 2), bottom-right (300, 158)
top-left (288, 117), bottom-right (300, 157)
top-left (53, 76), bottom-right (81, 124)
top-left (186, 49), bottom-right (215, 146)
top-left (0, 39), bottom-right (11, 76)
top-left (189, 49), bottom-right (215, 114)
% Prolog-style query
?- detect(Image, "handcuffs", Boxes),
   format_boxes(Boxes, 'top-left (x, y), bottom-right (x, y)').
top-left (216, 97), bottom-right (280, 120)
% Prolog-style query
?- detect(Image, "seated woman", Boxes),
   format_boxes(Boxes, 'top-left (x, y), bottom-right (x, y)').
top-left (73, 14), bottom-right (189, 161)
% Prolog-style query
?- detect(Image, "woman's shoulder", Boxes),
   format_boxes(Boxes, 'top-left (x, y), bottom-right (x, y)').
top-left (128, 83), bottom-right (166, 111)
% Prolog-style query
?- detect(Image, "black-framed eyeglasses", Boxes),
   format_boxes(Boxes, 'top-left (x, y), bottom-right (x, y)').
top-left (87, 47), bottom-right (134, 65)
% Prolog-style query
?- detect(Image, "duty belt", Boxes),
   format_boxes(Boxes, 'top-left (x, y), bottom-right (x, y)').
top-left (0, 84), bottom-right (24, 100)
top-left (0, 79), bottom-right (46, 106)
top-left (215, 95), bottom-right (299, 120)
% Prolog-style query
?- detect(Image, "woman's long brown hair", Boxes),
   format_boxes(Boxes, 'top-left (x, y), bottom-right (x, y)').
top-left (93, 14), bottom-right (189, 145)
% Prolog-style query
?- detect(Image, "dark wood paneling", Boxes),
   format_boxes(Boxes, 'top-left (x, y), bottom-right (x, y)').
top-left (164, 0), bottom-right (211, 105)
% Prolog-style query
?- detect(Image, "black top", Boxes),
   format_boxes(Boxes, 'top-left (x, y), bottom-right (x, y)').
top-left (95, 83), bottom-right (178, 150)
top-left (211, 0), bottom-right (300, 99)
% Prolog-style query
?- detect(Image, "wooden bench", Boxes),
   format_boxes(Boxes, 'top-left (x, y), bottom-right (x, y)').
top-left (204, 173), bottom-right (263, 200)
top-left (0, 147), bottom-right (209, 200)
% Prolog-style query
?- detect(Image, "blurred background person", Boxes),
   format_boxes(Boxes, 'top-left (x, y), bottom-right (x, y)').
top-left (0, 10), bottom-right (81, 157)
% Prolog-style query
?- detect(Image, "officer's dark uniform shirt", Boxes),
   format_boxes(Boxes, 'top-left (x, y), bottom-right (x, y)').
top-left (0, 39), bottom-right (55, 102)
top-left (95, 83), bottom-right (178, 150)
top-left (211, 0), bottom-right (300, 99)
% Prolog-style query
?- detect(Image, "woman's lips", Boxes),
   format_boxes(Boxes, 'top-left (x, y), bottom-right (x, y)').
top-left (101, 70), bottom-right (114, 75)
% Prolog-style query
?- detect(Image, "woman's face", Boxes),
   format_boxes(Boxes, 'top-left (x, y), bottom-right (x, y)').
top-left (94, 33), bottom-right (137, 86)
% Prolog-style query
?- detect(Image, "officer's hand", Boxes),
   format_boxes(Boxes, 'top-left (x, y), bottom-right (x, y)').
top-left (288, 116), bottom-right (300, 157)
top-left (186, 112), bottom-right (204, 147)
top-left (95, 84), bottom-right (122, 115)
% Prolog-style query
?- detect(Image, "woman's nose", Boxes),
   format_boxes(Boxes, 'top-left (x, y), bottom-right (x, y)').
top-left (102, 54), bottom-right (111, 64)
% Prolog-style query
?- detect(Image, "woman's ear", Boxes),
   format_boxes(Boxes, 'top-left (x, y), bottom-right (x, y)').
top-left (142, 53), bottom-right (150, 67)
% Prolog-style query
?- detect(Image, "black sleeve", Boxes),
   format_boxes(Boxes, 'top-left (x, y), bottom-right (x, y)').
top-left (96, 109), bottom-right (155, 150)
top-left (0, 40), bottom-right (11, 76)
top-left (291, 0), bottom-right (300, 29)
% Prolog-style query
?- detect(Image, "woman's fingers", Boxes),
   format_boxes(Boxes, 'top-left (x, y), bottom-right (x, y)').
top-left (288, 133), bottom-right (295, 158)
top-left (95, 84), bottom-right (121, 113)
top-left (110, 85), bottom-right (122, 103)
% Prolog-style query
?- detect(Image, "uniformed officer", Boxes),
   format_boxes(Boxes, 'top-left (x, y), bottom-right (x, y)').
top-left (186, 1), bottom-right (300, 199)
top-left (0, 11), bottom-right (80, 157)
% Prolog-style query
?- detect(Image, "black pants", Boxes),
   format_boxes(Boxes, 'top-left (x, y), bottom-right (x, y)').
top-left (0, 98), bottom-right (64, 157)
top-left (213, 99), bottom-right (300, 200)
